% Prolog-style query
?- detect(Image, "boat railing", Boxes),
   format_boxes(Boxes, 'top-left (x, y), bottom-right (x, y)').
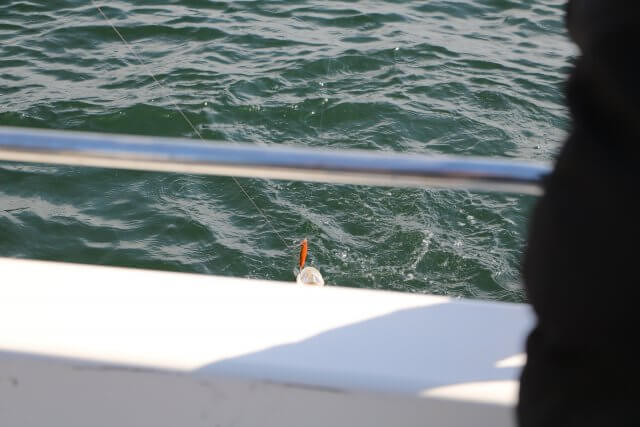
top-left (0, 126), bottom-right (549, 195)
top-left (0, 125), bottom-right (538, 427)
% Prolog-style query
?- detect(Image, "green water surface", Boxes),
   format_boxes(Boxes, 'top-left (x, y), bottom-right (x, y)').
top-left (0, 0), bottom-right (575, 302)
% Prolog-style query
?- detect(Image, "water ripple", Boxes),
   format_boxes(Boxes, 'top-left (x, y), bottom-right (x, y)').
top-left (0, 0), bottom-right (574, 302)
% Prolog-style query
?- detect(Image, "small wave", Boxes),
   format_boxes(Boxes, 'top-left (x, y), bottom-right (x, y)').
top-left (0, 0), bottom-right (574, 302)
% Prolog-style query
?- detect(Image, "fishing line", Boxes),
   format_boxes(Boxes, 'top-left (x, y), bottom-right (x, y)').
top-left (90, 0), bottom-right (294, 250)
top-left (2, 207), bottom-right (28, 213)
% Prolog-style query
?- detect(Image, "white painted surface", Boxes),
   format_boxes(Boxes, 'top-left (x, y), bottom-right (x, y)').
top-left (0, 257), bottom-right (534, 426)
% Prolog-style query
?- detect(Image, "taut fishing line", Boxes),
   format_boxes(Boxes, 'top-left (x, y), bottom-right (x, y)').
top-left (90, 0), bottom-right (294, 250)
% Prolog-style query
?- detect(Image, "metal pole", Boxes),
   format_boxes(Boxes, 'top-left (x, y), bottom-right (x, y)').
top-left (0, 126), bottom-right (549, 195)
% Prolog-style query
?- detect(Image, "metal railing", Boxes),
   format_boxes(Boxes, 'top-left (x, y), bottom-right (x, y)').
top-left (0, 126), bottom-right (549, 195)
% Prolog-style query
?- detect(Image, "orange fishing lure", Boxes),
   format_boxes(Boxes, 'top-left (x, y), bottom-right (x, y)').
top-left (299, 238), bottom-right (308, 269)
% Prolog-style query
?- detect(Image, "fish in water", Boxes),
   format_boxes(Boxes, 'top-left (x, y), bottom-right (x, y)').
top-left (296, 238), bottom-right (324, 286)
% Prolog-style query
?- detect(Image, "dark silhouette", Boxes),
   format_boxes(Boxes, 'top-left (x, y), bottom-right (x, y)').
top-left (519, 1), bottom-right (640, 426)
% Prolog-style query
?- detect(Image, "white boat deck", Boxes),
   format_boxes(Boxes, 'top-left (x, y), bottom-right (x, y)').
top-left (0, 257), bottom-right (534, 426)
